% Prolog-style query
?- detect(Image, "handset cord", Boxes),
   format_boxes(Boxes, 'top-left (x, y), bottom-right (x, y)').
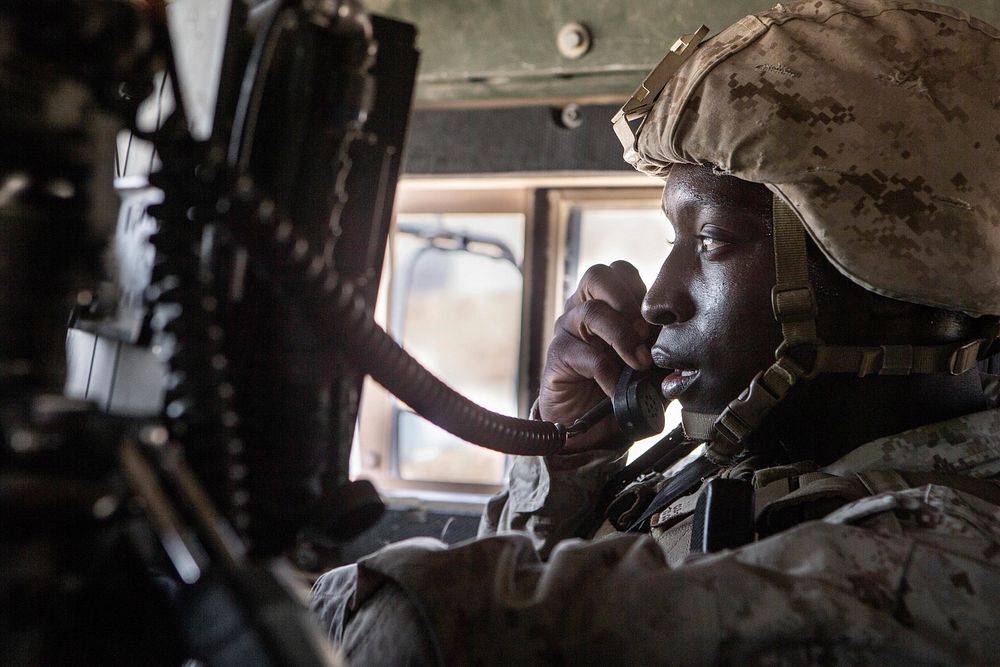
top-left (225, 178), bottom-right (568, 457)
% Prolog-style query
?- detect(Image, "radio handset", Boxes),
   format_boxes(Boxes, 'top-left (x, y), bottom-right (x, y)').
top-left (566, 367), bottom-right (668, 443)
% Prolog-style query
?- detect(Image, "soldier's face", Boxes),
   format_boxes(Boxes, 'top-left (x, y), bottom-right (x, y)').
top-left (642, 164), bottom-right (782, 413)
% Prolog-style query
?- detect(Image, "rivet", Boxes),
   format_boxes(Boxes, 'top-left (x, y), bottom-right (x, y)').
top-left (557, 22), bottom-right (592, 59)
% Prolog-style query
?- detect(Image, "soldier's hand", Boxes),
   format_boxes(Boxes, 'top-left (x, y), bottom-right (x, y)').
top-left (540, 261), bottom-right (654, 452)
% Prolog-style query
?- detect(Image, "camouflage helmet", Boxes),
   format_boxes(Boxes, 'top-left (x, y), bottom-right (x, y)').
top-left (613, 0), bottom-right (1000, 461)
top-left (619, 0), bottom-right (1000, 317)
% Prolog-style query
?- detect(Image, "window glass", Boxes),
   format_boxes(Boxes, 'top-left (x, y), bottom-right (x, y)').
top-left (564, 207), bottom-right (674, 297)
top-left (563, 205), bottom-right (680, 462)
top-left (390, 213), bottom-right (525, 484)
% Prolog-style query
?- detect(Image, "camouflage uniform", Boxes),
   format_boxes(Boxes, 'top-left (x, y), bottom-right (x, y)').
top-left (313, 385), bottom-right (1000, 664)
top-left (312, 1), bottom-right (1000, 663)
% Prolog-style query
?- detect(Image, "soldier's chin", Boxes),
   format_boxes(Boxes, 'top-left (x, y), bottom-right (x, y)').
top-left (675, 390), bottom-right (727, 415)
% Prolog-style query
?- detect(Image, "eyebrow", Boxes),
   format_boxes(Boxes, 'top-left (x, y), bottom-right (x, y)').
top-left (661, 187), bottom-right (730, 219)
top-left (662, 183), bottom-right (771, 235)
top-left (688, 187), bottom-right (737, 209)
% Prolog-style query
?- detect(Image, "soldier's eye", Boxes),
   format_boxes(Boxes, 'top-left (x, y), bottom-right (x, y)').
top-left (697, 237), bottom-right (728, 254)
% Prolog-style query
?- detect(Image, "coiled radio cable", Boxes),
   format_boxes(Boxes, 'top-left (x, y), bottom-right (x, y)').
top-left (222, 176), bottom-right (568, 457)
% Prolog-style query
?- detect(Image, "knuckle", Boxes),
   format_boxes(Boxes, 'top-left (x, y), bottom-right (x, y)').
top-left (610, 260), bottom-right (646, 292)
top-left (581, 301), bottom-right (633, 341)
top-left (545, 336), bottom-right (589, 374)
top-left (609, 320), bottom-right (636, 346)
top-left (579, 263), bottom-right (611, 290)
top-left (545, 334), bottom-right (571, 359)
top-left (577, 300), bottom-right (613, 335)
top-left (609, 259), bottom-right (638, 276)
top-left (578, 298), bottom-right (603, 320)
top-left (594, 355), bottom-right (621, 380)
top-left (581, 263), bottom-right (611, 282)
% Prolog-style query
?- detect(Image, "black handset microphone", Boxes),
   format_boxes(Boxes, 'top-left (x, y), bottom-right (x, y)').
top-left (566, 367), bottom-right (669, 443)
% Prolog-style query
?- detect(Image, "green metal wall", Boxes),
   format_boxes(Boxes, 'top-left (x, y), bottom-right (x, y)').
top-left (366, 0), bottom-right (1000, 106)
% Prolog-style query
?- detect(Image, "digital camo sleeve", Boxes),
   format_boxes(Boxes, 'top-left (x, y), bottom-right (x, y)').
top-left (343, 484), bottom-right (1000, 665)
top-left (478, 448), bottom-right (626, 558)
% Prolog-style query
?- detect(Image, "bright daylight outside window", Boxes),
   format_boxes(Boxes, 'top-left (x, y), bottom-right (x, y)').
top-left (388, 213), bottom-right (525, 485)
top-left (563, 205), bottom-right (682, 461)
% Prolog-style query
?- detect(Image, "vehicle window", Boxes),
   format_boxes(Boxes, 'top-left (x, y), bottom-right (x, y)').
top-left (563, 206), bottom-right (674, 299)
top-left (389, 213), bottom-right (525, 484)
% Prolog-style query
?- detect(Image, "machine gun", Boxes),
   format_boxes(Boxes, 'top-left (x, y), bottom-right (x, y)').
top-left (2, 1), bottom-right (413, 663)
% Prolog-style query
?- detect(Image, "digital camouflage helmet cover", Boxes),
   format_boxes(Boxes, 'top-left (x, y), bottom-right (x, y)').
top-left (614, 0), bottom-right (1000, 461)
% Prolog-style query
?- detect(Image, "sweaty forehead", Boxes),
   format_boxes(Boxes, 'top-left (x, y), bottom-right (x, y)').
top-left (662, 164), bottom-right (772, 227)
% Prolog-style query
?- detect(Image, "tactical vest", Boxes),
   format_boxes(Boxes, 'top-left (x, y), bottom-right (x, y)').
top-left (603, 456), bottom-right (1000, 568)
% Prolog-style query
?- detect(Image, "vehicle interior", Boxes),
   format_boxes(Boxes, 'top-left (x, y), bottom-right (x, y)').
top-left (3, 0), bottom-right (999, 664)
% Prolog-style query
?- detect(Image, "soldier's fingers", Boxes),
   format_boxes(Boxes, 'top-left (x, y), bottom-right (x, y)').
top-left (564, 263), bottom-right (646, 318)
top-left (608, 260), bottom-right (651, 339)
top-left (548, 337), bottom-right (624, 398)
top-left (556, 299), bottom-right (652, 370)
top-left (609, 260), bottom-right (648, 303)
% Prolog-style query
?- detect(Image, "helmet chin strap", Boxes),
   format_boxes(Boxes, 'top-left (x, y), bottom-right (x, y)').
top-left (680, 194), bottom-right (999, 466)
top-left (680, 410), bottom-right (717, 441)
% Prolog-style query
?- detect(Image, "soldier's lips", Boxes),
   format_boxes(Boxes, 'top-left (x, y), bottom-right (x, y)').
top-left (661, 368), bottom-right (699, 401)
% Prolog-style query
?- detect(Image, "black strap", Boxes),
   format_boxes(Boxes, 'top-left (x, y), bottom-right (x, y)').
top-left (606, 426), bottom-right (692, 497)
top-left (690, 478), bottom-right (755, 553)
top-left (574, 426), bottom-right (694, 539)
top-left (627, 455), bottom-right (720, 532)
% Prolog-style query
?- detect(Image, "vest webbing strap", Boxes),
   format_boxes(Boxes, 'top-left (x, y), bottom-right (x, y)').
top-left (680, 410), bottom-right (717, 440)
top-left (627, 454), bottom-right (720, 532)
top-left (813, 338), bottom-right (993, 376)
top-left (705, 196), bottom-right (815, 463)
top-left (767, 195), bottom-right (997, 378)
top-left (755, 468), bottom-right (1000, 535)
top-left (709, 355), bottom-right (804, 462)
top-left (771, 197), bottom-right (817, 347)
